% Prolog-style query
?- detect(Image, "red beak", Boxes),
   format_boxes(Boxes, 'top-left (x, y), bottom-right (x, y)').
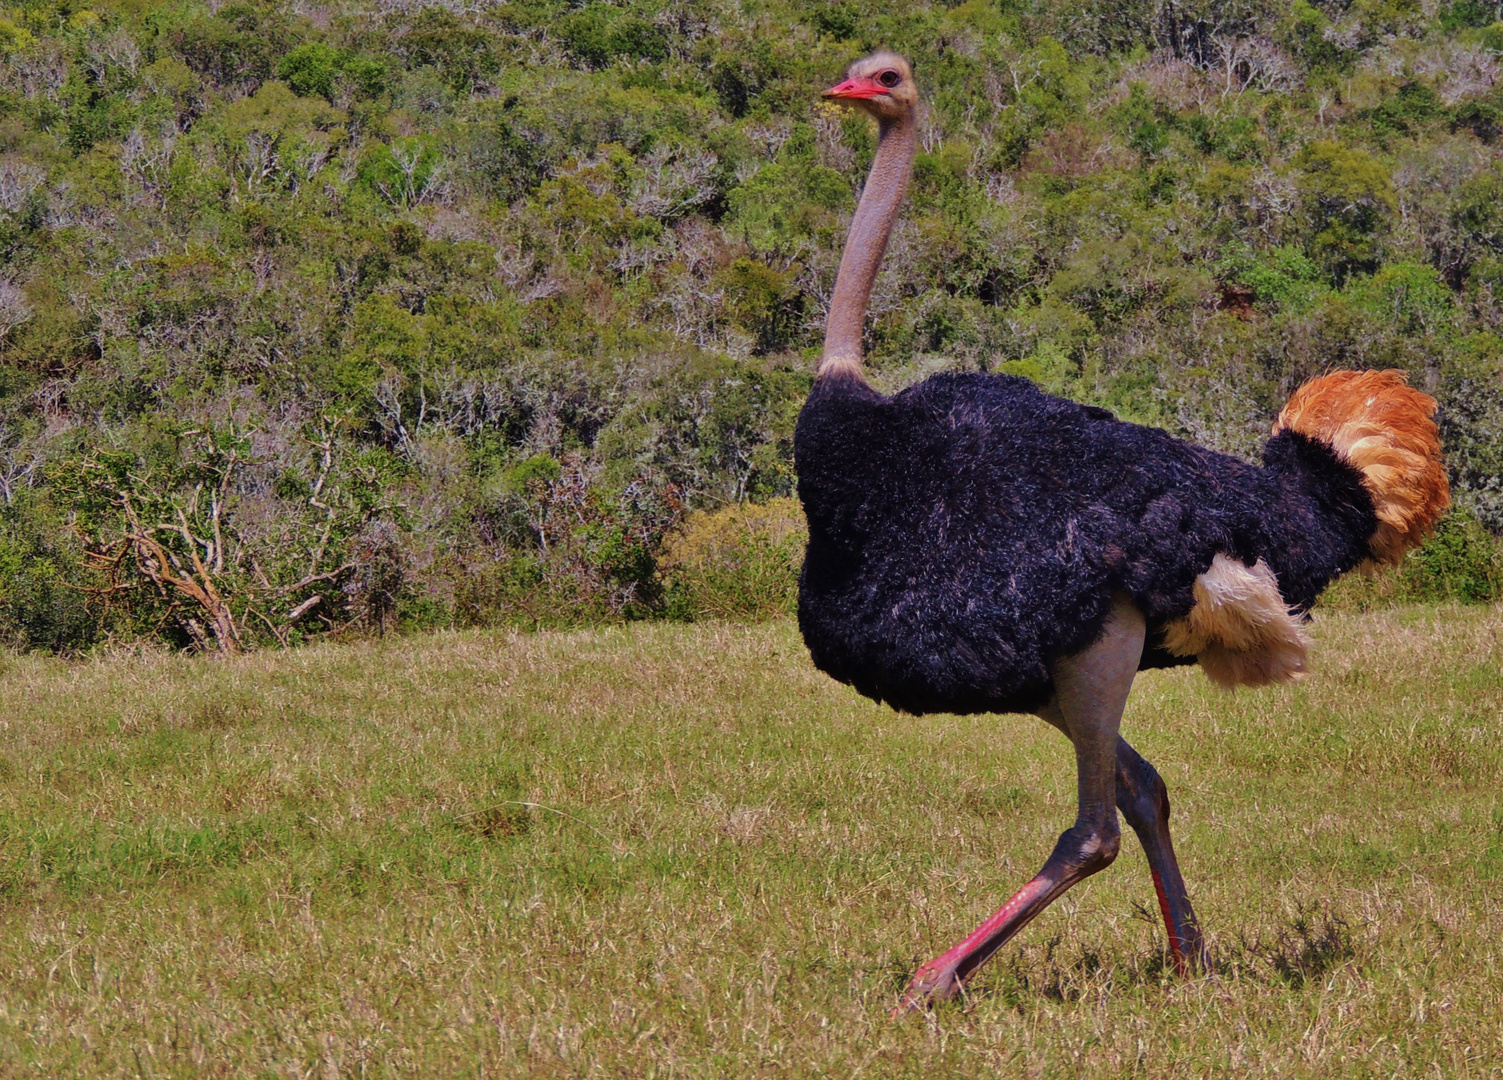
top-left (823, 76), bottom-right (885, 100)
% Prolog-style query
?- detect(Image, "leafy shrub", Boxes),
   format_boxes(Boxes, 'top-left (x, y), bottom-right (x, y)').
top-left (1321, 510), bottom-right (1503, 611)
top-left (716, 258), bottom-right (802, 353)
top-left (1453, 97), bottom-right (1503, 143)
top-left (468, 454), bottom-right (682, 626)
top-left (0, 16), bottom-right (35, 53)
top-left (278, 43), bottom-right (342, 100)
top-left (448, 551), bottom-right (546, 629)
top-left (166, 6), bottom-right (293, 88)
top-left (727, 162), bottom-right (851, 253)
top-left (0, 494), bottom-right (98, 652)
top-left (659, 498), bottom-right (805, 622)
top-left (1436, 332), bottom-right (1503, 531)
top-left (395, 9), bottom-right (496, 92)
top-left (0, 0), bottom-right (1499, 656)
top-left (1441, 1), bottom-right (1502, 30)
top-left (356, 137), bottom-right (445, 207)
top-left (1281, 0), bottom-right (1349, 72)
top-left (811, 3), bottom-right (858, 39)
top-left (1401, 509), bottom-right (1503, 603)
top-left (278, 43), bottom-right (388, 101)
top-left (1238, 247), bottom-right (1325, 311)
top-left (556, 9), bottom-right (667, 68)
top-left (1296, 142), bottom-right (1396, 282)
top-left (1363, 83), bottom-right (1446, 143)
top-left (1347, 261), bottom-right (1453, 335)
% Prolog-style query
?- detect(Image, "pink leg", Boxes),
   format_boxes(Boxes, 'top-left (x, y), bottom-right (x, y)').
top-left (894, 595), bottom-right (1144, 1016)
top-left (893, 817), bottom-right (1121, 1014)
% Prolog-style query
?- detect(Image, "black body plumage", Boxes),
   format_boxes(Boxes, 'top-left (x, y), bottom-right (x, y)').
top-left (795, 370), bottom-right (1378, 716)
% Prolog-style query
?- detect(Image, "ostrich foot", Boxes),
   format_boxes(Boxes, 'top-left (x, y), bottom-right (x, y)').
top-left (891, 959), bottom-right (965, 1017)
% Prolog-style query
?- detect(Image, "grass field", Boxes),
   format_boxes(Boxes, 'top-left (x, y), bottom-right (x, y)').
top-left (1, 605), bottom-right (1500, 1078)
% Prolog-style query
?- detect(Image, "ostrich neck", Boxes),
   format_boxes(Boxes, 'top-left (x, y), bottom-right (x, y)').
top-left (820, 113), bottom-right (916, 379)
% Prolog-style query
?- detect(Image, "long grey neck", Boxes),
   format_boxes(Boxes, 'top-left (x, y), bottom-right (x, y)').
top-left (819, 113), bottom-right (916, 380)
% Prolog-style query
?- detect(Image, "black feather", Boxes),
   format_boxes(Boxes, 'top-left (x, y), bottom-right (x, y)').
top-left (794, 370), bottom-right (1377, 715)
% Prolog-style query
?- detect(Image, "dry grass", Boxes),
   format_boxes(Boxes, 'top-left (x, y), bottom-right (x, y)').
top-left (1, 605), bottom-right (1501, 1077)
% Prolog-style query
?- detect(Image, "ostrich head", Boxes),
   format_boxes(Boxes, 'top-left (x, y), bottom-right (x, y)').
top-left (822, 52), bottom-right (916, 124)
top-left (815, 51), bottom-right (918, 376)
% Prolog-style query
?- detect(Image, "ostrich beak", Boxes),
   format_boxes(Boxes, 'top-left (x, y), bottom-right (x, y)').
top-left (823, 77), bottom-right (884, 100)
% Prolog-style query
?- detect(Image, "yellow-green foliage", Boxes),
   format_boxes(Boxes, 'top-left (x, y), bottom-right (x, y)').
top-left (658, 497), bottom-right (805, 621)
top-left (0, 15), bottom-right (34, 52)
top-left (0, 0), bottom-right (1499, 653)
top-left (1322, 509), bottom-right (1503, 611)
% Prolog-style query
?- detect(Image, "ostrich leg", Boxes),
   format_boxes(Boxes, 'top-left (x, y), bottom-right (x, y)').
top-left (1115, 737), bottom-right (1209, 975)
top-left (893, 595), bottom-right (1144, 1015)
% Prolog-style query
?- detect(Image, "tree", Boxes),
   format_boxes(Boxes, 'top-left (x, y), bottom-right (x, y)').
top-left (1296, 141), bottom-right (1397, 282)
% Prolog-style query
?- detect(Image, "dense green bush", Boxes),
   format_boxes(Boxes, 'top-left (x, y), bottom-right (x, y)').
top-left (1404, 510), bottom-right (1503, 602)
top-left (658, 498), bottom-right (805, 622)
top-left (1322, 510), bottom-right (1503, 611)
top-left (0, 492), bottom-right (96, 652)
top-left (0, 0), bottom-right (1498, 652)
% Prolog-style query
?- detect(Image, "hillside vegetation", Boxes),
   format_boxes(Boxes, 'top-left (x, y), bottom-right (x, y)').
top-left (0, 606), bottom-right (1500, 1075)
top-left (0, 0), bottom-right (1501, 650)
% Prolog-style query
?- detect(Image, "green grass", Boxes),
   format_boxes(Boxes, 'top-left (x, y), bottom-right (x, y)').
top-left (1, 606), bottom-right (1501, 1077)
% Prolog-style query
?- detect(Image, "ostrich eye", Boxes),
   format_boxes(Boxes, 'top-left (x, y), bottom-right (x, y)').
top-left (877, 70), bottom-right (901, 89)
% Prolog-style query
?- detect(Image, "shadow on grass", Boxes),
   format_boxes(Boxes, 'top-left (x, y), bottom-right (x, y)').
top-left (1220, 902), bottom-right (1356, 988)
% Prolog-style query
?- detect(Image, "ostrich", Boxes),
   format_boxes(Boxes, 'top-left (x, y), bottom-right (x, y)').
top-left (796, 53), bottom-right (1450, 1015)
